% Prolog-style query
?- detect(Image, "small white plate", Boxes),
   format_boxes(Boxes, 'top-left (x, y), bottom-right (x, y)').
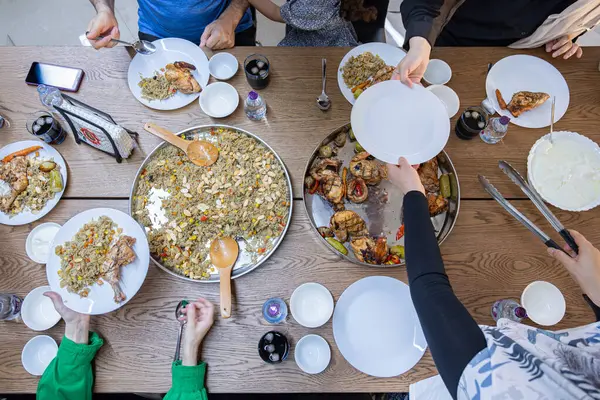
top-left (295, 334), bottom-right (331, 374)
top-left (22, 335), bottom-right (58, 376)
top-left (127, 38), bottom-right (210, 111)
top-left (22, 286), bottom-right (61, 331)
top-left (521, 281), bottom-right (566, 326)
top-left (209, 52), bottom-right (239, 81)
top-left (338, 42), bottom-right (406, 105)
top-left (199, 82), bottom-right (239, 118)
top-left (351, 80), bottom-right (450, 165)
top-left (26, 222), bottom-right (61, 264)
top-left (0, 141), bottom-right (68, 226)
top-left (486, 55), bottom-right (569, 128)
top-left (423, 59), bottom-right (452, 85)
top-left (290, 283), bottom-right (334, 328)
top-left (333, 276), bottom-right (427, 377)
top-left (427, 85), bottom-right (460, 118)
top-left (46, 208), bottom-right (150, 315)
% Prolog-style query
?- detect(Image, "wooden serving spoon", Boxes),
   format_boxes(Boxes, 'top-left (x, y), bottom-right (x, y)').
top-left (209, 237), bottom-right (239, 318)
top-left (144, 122), bottom-right (219, 167)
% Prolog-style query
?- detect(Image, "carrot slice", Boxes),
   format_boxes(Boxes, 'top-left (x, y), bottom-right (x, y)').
top-left (2, 146), bottom-right (42, 163)
top-left (495, 89), bottom-right (508, 110)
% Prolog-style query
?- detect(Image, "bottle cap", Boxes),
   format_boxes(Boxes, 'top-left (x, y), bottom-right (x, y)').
top-left (499, 116), bottom-right (510, 125)
top-left (262, 297), bottom-right (287, 324)
top-left (248, 91), bottom-right (258, 100)
top-left (515, 306), bottom-right (527, 319)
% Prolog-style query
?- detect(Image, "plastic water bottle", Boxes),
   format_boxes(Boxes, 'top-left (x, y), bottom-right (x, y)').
top-left (491, 299), bottom-right (527, 322)
top-left (0, 294), bottom-right (23, 321)
top-left (37, 84), bottom-right (63, 109)
top-left (480, 116), bottom-right (510, 144)
top-left (244, 91), bottom-right (267, 120)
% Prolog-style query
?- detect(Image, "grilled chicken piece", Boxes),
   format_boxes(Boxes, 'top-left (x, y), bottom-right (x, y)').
top-left (346, 177), bottom-right (368, 203)
top-left (427, 193), bottom-right (448, 216)
top-left (165, 61), bottom-right (201, 94)
top-left (372, 65), bottom-right (395, 84)
top-left (496, 89), bottom-right (550, 117)
top-left (310, 158), bottom-right (344, 205)
top-left (0, 156), bottom-right (29, 213)
top-left (349, 152), bottom-right (387, 185)
top-left (330, 210), bottom-right (368, 242)
top-left (418, 158), bottom-right (440, 194)
top-left (102, 236), bottom-right (137, 303)
top-left (350, 237), bottom-right (389, 264)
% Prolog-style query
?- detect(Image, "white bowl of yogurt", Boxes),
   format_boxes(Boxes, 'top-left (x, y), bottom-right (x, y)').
top-left (26, 222), bottom-right (61, 264)
top-left (528, 131), bottom-right (600, 211)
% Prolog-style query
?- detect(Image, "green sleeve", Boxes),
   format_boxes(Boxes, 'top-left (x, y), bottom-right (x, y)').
top-left (36, 332), bottom-right (104, 400)
top-left (164, 361), bottom-right (208, 400)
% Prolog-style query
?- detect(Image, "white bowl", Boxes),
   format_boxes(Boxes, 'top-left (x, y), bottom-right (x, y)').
top-left (527, 131), bottom-right (600, 212)
top-left (290, 283), bottom-right (334, 328)
top-left (424, 59), bottom-right (452, 85)
top-left (427, 85), bottom-right (460, 118)
top-left (521, 281), bottom-right (566, 326)
top-left (22, 335), bottom-right (58, 376)
top-left (208, 52), bottom-right (239, 81)
top-left (26, 222), bottom-right (61, 264)
top-left (199, 82), bottom-right (239, 118)
top-left (295, 334), bottom-right (331, 374)
top-left (22, 286), bottom-right (61, 331)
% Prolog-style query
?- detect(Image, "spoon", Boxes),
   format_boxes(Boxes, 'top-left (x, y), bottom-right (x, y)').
top-left (317, 58), bottom-right (331, 111)
top-left (549, 96), bottom-right (556, 144)
top-left (85, 31), bottom-right (156, 55)
top-left (144, 122), bottom-right (219, 167)
top-left (210, 237), bottom-right (239, 319)
top-left (174, 300), bottom-right (188, 361)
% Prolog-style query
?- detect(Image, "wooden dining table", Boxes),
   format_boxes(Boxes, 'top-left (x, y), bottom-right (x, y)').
top-left (1, 45), bottom-right (599, 394)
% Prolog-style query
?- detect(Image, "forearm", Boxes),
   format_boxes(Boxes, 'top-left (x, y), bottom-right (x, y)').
top-left (220, 0), bottom-right (249, 27)
top-left (89, 0), bottom-right (115, 13)
top-left (182, 343), bottom-right (199, 367)
top-left (249, 0), bottom-right (283, 23)
top-left (65, 318), bottom-right (90, 344)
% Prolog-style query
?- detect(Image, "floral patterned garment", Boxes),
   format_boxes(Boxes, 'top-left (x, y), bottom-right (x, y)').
top-left (459, 319), bottom-right (600, 400)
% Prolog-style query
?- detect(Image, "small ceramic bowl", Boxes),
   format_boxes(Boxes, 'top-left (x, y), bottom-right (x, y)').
top-left (427, 85), bottom-right (460, 118)
top-left (22, 335), bottom-right (58, 376)
top-left (290, 283), bottom-right (334, 328)
top-left (22, 286), bottom-right (61, 331)
top-left (26, 222), bottom-right (61, 264)
top-left (199, 82), bottom-right (239, 118)
top-left (424, 59), bottom-right (452, 85)
top-left (294, 334), bottom-right (331, 374)
top-left (208, 52), bottom-right (239, 81)
top-left (521, 281), bottom-right (566, 326)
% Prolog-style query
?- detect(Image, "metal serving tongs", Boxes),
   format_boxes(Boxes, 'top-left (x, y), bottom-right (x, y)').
top-left (478, 160), bottom-right (579, 255)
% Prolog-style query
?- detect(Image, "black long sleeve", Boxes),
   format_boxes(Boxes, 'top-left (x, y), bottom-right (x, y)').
top-left (404, 191), bottom-right (486, 399)
top-left (400, 0), bottom-right (461, 46)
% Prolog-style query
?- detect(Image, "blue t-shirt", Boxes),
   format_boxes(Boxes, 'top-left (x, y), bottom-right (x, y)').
top-left (137, 0), bottom-right (253, 44)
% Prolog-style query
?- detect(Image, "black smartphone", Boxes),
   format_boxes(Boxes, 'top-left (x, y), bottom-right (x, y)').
top-left (25, 62), bottom-right (85, 92)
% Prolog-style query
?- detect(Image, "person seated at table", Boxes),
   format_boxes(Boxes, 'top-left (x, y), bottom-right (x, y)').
top-left (37, 293), bottom-right (215, 400)
top-left (85, 0), bottom-right (254, 50)
top-left (248, 0), bottom-right (378, 46)
top-left (388, 157), bottom-right (600, 400)
top-left (395, 0), bottom-right (600, 86)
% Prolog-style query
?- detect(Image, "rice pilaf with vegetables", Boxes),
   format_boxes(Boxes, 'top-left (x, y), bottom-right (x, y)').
top-left (341, 51), bottom-right (386, 88)
top-left (138, 71), bottom-right (176, 101)
top-left (55, 216), bottom-right (120, 297)
top-left (132, 127), bottom-right (290, 280)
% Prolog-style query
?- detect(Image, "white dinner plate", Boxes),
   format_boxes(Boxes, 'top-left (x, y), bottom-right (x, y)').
top-left (338, 42), bottom-right (405, 105)
top-left (486, 55), bottom-right (569, 128)
top-left (46, 208), bottom-right (150, 315)
top-left (128, 38), bottom-right (210, 110)
top-left (333, 276), bottom-right (427, 377)
top-left (351, 80), bottom-right (450, 165)
top-left (0, 141), bottom-right (68, 226)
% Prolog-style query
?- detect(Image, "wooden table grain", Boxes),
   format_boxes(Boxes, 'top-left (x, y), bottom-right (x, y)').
top-left (0, 46), bottom-right (599, 394)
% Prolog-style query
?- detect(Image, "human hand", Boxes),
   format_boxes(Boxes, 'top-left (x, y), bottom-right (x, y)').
top-left (86, 9), bottom-right (120, 49)
top-left (181, 298), bottom-right (215, 366)
top-left (545, 35), bottom-right (583, 59)
top-left (392, 37), bottom-right (431, 88)
top-left (200, 19), bottom-right (236, 50)
top-left (44, 291), bottom-right (90, 344)
top-left (386, 157), bottom-right (425, 195)
top-left (547, 230), bottom-right (600, 307)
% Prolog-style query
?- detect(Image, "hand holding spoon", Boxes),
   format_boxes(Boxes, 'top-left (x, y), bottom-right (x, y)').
top-left (210, 237), bottom-right (239, 318)
top-left (144, 122), bottom-right (219, 167)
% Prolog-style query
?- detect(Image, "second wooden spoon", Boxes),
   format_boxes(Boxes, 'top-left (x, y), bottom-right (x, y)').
top-left (209, 237), bottom-right (239, 318)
